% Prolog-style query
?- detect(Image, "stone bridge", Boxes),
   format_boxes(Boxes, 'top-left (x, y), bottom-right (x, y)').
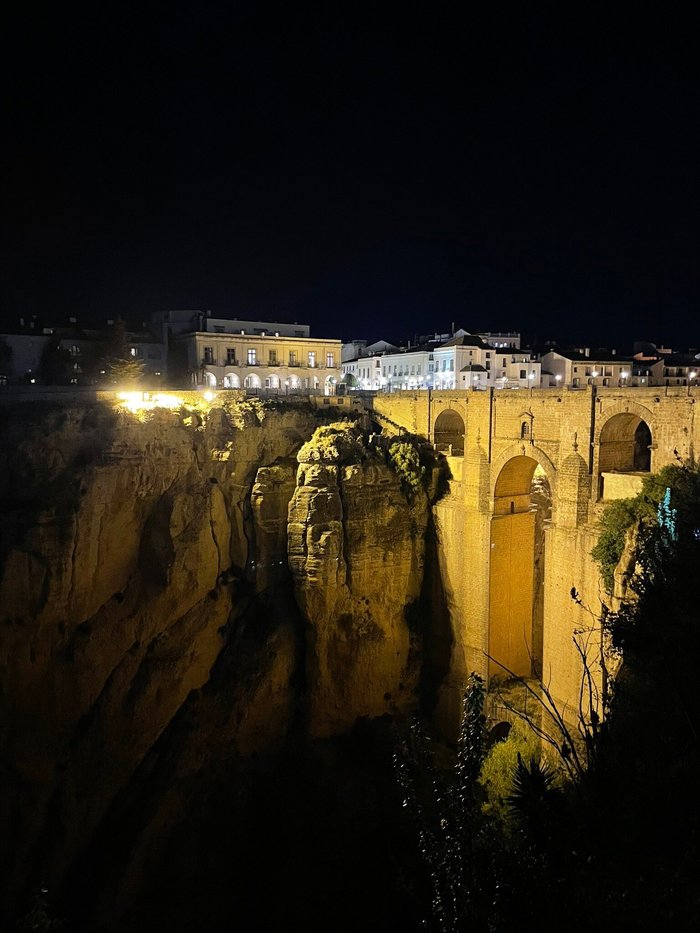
top-left (367, 385), bottom-right (699, 728)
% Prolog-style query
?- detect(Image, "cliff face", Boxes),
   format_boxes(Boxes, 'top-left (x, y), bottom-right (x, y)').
top-left (0, 399), bottom-right (434, 924)
top-left (288, 425), bottom-right (430, 735)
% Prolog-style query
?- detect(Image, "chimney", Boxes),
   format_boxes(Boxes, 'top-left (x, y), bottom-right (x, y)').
top-left (612, 348), bottom-right (616, 355)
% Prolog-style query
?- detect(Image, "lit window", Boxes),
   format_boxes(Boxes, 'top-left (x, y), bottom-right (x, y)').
top-left (326, 352), bottom-right (334, 367)
top-left (308, 351), bottom-right (316, 367)
top-left (247, 348), bottom-right (257, 365)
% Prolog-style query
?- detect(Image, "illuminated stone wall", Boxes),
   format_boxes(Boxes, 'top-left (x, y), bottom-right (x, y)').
top-left (370, 386), bottom-right (700, 732)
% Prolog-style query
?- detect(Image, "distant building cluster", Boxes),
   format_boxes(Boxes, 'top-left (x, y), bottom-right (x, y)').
top-left (341, 332), bottom-right (700, 391)
top-left (0, 311), bottom-right (698, 393)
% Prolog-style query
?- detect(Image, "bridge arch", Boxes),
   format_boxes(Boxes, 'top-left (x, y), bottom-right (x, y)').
top-left (434, 409), bottom-right (465, 455)
top-left (597, 408), bottom-right (654, 474)
top-left (594, 402), bottom-right (656, 501)
top-left (490, 444), bottom-right (557, 508)
top-left (488, 450), bottom-right (553, 681)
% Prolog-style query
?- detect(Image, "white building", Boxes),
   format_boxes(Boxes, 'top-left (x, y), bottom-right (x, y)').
top-left (539, 349), bottom-right (633, 388)
top-left (341, 330), bottom-right (540, 390)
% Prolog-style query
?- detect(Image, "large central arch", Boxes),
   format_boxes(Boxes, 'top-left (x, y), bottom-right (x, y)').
top-left (488, 454), bottom-right (552, 680)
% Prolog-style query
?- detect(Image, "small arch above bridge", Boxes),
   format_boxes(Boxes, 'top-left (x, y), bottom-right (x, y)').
top-left (599, 411), bottom-right (652, 473)
top-left (433, 409), bottom-right (465, 455)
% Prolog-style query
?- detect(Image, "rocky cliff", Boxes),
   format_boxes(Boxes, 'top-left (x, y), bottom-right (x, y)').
top-left (288, 424), bottom-right (430, 735)
top-left (0, 397), bottom-right (439, 928)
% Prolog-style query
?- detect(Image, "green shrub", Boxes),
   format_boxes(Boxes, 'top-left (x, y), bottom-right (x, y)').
top-left (479, 719), bottom-right (542, 825)
top-left (591, 462), bottom-right (700, 593)
top-left (387, 440), bottom-right (425, 497)
top-left (591, 497), bottom-right (643, 593)
top-left (298, 421), bottom-right (364, 463)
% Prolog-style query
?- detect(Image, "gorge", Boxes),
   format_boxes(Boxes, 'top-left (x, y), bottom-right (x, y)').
top-left (1, 386), bottom-right (698, 930)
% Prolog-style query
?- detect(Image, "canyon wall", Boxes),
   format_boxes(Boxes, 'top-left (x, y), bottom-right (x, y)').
top-left (0, 397), bottom-right (437, 925)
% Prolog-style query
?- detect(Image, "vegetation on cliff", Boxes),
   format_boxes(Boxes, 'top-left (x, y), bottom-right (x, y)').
top-left (298, 420), bottom-right (445, 503)
top-left (592, 460), bottom-right (700, 591)
top-left (297, 420), bottom-right (365, 463)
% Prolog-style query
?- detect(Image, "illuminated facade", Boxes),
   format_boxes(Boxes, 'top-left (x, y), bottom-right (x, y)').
top-left (540, 349), bottom-right (634, 388)
top-left (182, 330), bottom-right (342, 393)
top-left (342, 331), bottom-right (540, 390)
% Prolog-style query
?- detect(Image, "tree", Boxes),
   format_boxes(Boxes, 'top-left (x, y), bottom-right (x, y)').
top-left (100, 318), bottom-right (145, 385)
top-left (38, 337), bottom-right (72, 385)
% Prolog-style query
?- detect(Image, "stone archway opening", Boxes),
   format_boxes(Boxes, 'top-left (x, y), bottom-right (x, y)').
top-left (202, 371), bottom-right (217, 388)
top-left (489, 457), bottom-right (552, 682)
top-left (598, 412), bottom-right (652, 500)
top-left (244, 374), bottom-right (261, 390)
top-left (223, 373), bottom-right (240, 389)
top-left (434, 409), bottom-right (465, 455)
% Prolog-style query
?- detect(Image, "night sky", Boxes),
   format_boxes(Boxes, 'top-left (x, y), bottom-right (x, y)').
top-left (3, 3), bottom-right (700, 347)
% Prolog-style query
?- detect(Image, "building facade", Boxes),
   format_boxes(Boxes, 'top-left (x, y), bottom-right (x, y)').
top-left (540, 349), bottom-right (633, 388)
top-left (341, 330), bottom-right (540, 390)
top-left (182, 330), bottom-right (342, 392)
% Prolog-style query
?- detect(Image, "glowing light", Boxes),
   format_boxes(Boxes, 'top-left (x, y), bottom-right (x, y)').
top-left (691, 371), bottom-right (697, 380)
top-left (115, 391), bottom-right (185, 414)
top-left (116, 391), bottom-right (145, 413)
top-left (153, 393), bottom-right (184, 408)
top-left (203, 390), bottom-right (215, 401)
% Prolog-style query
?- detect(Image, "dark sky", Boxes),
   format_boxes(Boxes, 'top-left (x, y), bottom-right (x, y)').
top-left (3, 3), bottom-right (700, 347)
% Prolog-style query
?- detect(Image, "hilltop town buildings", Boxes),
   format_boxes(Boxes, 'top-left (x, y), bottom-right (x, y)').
top-left (341, 330), bottom-right (540, 390)
top-left (1, 311), bottom-right (698, 392)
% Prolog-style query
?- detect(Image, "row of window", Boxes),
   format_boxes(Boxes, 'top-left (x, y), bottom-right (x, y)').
top-left (67, 345), bottom-right (161, 360)
top-left (203, 347), bottom-right (335, 367)
top-left (571, 365), bottom-right (626, 377)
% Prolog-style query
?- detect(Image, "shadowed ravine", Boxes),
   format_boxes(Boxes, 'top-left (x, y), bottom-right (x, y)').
top-left (0, 398), bottom-right (447, 931)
